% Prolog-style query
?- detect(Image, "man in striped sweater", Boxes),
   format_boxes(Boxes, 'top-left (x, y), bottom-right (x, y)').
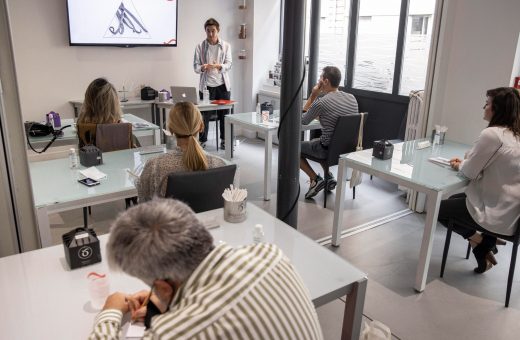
top-left (89, 199), bottom-right (323, 340)
top-left (301, 66), bottom-right (359, 199)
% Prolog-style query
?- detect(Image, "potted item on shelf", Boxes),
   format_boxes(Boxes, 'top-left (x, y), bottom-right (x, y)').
top-left (239, 23), bottom-right (247, 39)
top-left (238, 0), bottom-right (246, 9)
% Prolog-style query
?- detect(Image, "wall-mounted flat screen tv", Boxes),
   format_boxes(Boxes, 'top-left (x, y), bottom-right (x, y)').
top-left (67, 0), bottom-right (178, 47)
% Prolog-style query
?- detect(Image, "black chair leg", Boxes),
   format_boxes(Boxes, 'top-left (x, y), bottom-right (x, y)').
top-left (440, 228), bottom-right (453, 278)
top-left (506, 242), bottom-right (519, 307)
top-left (324, 177), bottom-right (328, 208)
top-left (88, 206), bottom-right (92, 215)
top-left (83, 207), bottom-right (88, 229)
top-left (466, 242), bottom-right (471, 259)
top-left (215, 118), bottom-right (219, 151)
top-left (352, 186), bottom-right (356, 200)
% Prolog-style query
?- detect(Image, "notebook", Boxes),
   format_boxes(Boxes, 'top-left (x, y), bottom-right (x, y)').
top-left (170, 86), bottom-right (198, 104)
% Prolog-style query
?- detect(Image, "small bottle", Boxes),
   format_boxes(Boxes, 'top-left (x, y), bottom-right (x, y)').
top-left (53, 112), bottom-right (61, 128)
top-left (48, 112), bottom-right (54, 129)
top-left (203, 88), bottom-right (210, 104)
top-left (69, 148), bottom-right (78, 169)
top-left (253, 224), bottom-right (265, 244)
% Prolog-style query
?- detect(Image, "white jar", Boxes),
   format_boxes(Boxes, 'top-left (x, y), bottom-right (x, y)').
top-left (203, 89), bottom-right (210, 104)
top-left (69, 148), bottom-right (78, 169)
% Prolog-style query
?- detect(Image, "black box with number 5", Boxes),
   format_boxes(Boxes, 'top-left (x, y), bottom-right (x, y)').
top-left (62, 228), bottom-right (101, 270)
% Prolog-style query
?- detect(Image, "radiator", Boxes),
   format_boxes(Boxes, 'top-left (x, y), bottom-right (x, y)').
top-left (404, 90), bottom-right (427, 212)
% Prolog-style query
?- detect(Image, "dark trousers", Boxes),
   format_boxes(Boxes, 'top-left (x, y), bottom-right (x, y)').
top-left (438, 193), bottom-right (496, 247)
top-left (199, 84), bottom-right (230, 143)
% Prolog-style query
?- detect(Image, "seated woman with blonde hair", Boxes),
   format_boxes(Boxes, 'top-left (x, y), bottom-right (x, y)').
top-left (136, 102), bottom-right (228, 201)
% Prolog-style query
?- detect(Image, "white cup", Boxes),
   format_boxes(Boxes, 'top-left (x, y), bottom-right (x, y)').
top-left (88, 274), bottom-right (110, 310)
top-left (223, 199), bottom-right (247, 223)
top-left (158, 92), bottom-right (168, 102)
top-left (261, 110), bottom-right (269, 123)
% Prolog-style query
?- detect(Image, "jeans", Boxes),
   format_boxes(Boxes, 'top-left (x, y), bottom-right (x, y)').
top-left (198, 84), bottom-right (230, 143)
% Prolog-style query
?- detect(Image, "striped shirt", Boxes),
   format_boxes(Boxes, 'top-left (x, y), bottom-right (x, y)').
top-left (89, 243), bottom-right (323, 340)
top-left (302, 91), bottom-right (358, 146)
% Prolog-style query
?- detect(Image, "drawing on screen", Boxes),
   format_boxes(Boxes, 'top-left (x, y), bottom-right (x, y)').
top-left (104, 1), bottom-right (151, 39)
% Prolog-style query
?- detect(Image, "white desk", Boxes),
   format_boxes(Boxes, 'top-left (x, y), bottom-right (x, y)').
top-left (0, 204), bottom-right (367, 340)
top-left (332, 140), bottom-right (470, 292)
top-left (30, 148), bottom-right (164, 247)
top-left (70, 99), bottom-right (156, 118)
top-left (155, 100), bottom-right (235, 142)
top-left (27, 114), bottom-right (161, 149)
top-left (224, 112), bottom-right (321, 200)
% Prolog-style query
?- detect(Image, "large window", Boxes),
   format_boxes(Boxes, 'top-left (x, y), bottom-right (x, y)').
top-left (305, 0), bottom-right (435, 98)
top-left (399, 0), bottom-right (435, 95)
top-left (353, 0), bottom-right (401, 93)
top-left (306, 0), bottom-right (350, 84)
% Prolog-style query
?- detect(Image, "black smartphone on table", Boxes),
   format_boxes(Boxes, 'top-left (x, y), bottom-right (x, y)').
top-left (78, 178), bottom-right (100, 187)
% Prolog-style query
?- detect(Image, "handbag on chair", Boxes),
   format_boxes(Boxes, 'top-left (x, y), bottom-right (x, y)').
top-left (350, 112), bottom-right (366, 189)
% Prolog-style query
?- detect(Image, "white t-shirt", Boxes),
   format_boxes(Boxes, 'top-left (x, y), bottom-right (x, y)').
top-left (206, 44), bottom-right (224, 87)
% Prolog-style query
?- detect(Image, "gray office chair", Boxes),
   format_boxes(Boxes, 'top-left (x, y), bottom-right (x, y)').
top-left (302, 113), bottom-right (368, 208)
top-left (165, 164), bottom-right (237, 213)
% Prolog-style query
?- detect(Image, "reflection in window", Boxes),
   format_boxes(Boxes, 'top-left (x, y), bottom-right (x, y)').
top-left (306, 0), bottom-right (350, 84)
top-left (353, 0), bottom-right (401, 93)
top-left (399, 0), bottom-right (435, 95)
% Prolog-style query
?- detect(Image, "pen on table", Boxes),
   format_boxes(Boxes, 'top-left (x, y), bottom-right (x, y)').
top-left (126, 169), bottom-right (139, 178)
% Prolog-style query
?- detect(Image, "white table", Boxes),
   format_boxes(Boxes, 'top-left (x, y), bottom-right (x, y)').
top-left (27, 114), bottom-right (161, 149)
top-left (155, 100), bottom-right (236, 142)
top-left (224, 112), bottom-right (321, 200)
top-left (0, 204), bottom-right (367, 340)
top-left (30, 148), bottom-right (164, 247)
top-left (332, 139), bottom-right (470, 292)
top-left (70, 98), bottom-right (156, 118)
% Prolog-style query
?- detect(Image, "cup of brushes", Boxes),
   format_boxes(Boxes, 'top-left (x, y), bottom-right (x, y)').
top-left (222, 185), bottom-right (247, 223)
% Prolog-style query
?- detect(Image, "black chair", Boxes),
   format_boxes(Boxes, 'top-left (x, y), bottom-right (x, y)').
top-left (302, 113), bottom-right (368, 208)
top-left (77, 123), bottom-right (136, 228)
top-left (165, 164), bottom-right (237, 213)
top-left (440, 218), bottom-right (520, 307)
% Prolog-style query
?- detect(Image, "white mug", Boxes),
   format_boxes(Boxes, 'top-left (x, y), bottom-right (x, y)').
top-left (158, 92), bottom-right (168, 102)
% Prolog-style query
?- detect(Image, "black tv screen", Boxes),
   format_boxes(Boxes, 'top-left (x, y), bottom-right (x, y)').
top-left (66, 0), bottom-right (178, 47)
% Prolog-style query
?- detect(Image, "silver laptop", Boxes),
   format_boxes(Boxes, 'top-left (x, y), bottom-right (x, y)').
top-left (170, 86), bottom-right (198, 104)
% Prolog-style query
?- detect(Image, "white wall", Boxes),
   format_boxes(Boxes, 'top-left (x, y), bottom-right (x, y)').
top-left (7, 0), bottom-right (248, 121)
top-left (428, 0), bottom-right (520, 144)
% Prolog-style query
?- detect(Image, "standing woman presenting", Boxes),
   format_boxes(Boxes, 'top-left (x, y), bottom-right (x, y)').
top-left (437, 87), bottom-right (520, 273)
top-left (193, 18), bottom-right (232, 149)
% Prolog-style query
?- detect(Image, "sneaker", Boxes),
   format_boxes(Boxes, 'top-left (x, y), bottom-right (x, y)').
top-left (325, 172), bottom-right (337, 192)
top-left (305, 174), bottom-right (325, 199)
top-left (199, 141), bottom-right (207, 149)
top-left (220, 140), bottom-right (225, 150)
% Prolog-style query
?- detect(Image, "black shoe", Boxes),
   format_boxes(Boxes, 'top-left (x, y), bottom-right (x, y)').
top-left (220, 140), bottom-right (225, 150)
top-left (199, 141), bottom-right (207, 149)
top-left (325, 172), bottom-right (337, 192)
top-left (305, 175), bottom-right (325, 199)
top-left (473, 244), bottom-right (496, 274)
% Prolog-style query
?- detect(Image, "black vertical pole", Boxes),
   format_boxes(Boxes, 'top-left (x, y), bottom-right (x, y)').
top-left (307, 0), bottom-right (321, 97)
top-left (276, 0), bottom-right (306, 228)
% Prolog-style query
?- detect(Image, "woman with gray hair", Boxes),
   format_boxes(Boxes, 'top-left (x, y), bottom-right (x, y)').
top-left (89, 198), bottom-right (323, 340)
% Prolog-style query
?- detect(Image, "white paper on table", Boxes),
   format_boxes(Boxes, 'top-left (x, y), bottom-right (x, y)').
top-left (428, 156), bottom-right (451, 167)
top-left (125, 322), bottom-right (145, 339)
top-left (79, 167), bottom-right (107, 181)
